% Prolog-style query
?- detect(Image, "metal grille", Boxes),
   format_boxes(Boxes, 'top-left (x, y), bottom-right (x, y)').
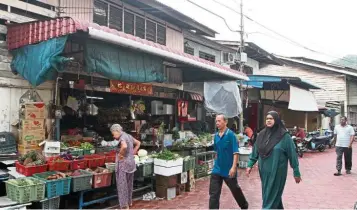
top-left (146, 20), bottom-right (156, 42)
top-left (93, 0), bottom-right (108, 26)
top-left (109, 5), bottom-right (122, 31)
top-left (135, 16), bottom-right (145, 39)
top-left (184, 46), bottom-right (194, 55)
top-left (157, 24), bottom-right (166, 45)
top-left (124, 11), bottom-right (134, 35)
top-left (199, 51), bottom-right (215, 63)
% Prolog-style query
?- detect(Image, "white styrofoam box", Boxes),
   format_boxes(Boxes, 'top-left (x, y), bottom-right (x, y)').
top-left (180, 172), bottom-right (187, 184)
top-left (239, 154), bottom-right (250, 162)
top-left (167, 187), bottom-right (176, 200)
top-left (151, 101), bottom-right (163, 115)
top-left (154, 158), bottom-right (183, 176)
top-left (44, 141), bottom-right (60, 154)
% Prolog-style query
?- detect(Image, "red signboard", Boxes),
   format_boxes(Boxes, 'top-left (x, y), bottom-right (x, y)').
top-left (110, 81), bottom-right (153, 95)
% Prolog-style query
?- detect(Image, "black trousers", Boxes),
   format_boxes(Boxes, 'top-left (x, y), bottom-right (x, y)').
top-left (336, 147), bottom-right (353, 171)
top-left (209, 174), bottom-right (248, 209)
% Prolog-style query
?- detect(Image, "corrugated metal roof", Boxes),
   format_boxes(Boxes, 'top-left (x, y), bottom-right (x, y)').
top-left (6, 17), bottom-right (247, 80)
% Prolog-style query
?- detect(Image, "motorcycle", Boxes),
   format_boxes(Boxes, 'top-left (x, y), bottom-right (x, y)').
top-left (292, 136), bottom-right (304, 158)
top-left (302, 132), bottom-right (327, 152)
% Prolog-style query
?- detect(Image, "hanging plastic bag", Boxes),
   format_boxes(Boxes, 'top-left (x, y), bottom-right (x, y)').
top-left (204, 81), bottom-right (242, 118)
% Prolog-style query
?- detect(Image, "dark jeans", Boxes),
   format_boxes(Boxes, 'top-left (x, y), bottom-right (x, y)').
top-left (336, 147), bottom-right (352, 171)
top-left (209, 174), bottom-right (248, 209)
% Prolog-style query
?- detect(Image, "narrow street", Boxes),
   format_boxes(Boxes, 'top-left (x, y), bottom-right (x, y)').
top-left (133, 145), bottom-right (357, 209)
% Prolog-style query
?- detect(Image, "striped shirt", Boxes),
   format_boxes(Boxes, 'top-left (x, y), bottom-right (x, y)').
top-left (334, 124), bottom-right (355, 147)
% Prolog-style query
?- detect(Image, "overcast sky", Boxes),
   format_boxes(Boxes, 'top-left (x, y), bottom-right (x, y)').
top-left (158, 0), bottom-right (357, 63)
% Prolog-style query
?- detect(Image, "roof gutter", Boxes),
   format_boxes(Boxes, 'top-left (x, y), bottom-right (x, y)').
top-left (88, 27), bottom-right (248, 81)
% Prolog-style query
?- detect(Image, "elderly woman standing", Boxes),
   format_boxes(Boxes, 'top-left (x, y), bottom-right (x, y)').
top-left (246, 111), bottom-right (301, 209)
top-left (108, 124), bottom-right (141, 209)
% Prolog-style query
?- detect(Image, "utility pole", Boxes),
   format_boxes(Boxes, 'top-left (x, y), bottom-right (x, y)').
top-left (56, 0), bottom-right (61, 17)
top-left (238, 0), bottom-right (245, 133)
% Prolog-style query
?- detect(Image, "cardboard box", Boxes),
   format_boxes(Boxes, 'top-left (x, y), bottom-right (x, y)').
top-left (23, 103), bottom-right (46, 119)
top-left (21, 119), bottom-right (45, 131)
top-left (19, 129), bottom-right (45, 146)
top-left (61, 135), bottom-right (83, 142)
top-left (18, 144), bottom-right (42, 155)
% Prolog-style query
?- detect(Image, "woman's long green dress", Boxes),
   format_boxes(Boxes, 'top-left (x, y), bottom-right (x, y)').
top-left (248, 133), bottom-right (301, 209)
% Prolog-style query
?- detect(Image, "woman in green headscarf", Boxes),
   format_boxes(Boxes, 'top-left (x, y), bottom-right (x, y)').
top-left (246, 111), bottom-right (302, 209)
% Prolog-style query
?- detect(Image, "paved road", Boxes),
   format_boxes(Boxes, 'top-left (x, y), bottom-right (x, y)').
top-left (133, 145), bottom-right (357, 209)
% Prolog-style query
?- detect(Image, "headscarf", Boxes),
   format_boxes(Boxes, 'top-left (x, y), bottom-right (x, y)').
top-left (110, 124), bottom-right (123, 133)
top-left (256, 111), bottom-right (288, 159)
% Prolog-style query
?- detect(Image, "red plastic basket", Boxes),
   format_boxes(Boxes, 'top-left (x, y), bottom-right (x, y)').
top-left (85, 155), bottom-right (105, 168)
top-left (47, 157), bottom-right (71, 171)
top-left (104, 153), bottom-right (116, 163)
top-left (91, 167), bottom-right (113, 188)
top-left (70, 159), bottom-right (87, 170)
top-left (15, 161), bottom-right (48, 176)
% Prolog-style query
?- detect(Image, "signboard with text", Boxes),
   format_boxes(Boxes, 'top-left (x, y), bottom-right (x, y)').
top-left (110, 80), bottom-right (153, 96)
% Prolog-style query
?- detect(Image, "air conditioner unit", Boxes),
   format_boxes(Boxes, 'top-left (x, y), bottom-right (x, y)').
top-left (227, 53), bottom-right (235, 63)
top-left (223, 52), bottom-right (235, 64)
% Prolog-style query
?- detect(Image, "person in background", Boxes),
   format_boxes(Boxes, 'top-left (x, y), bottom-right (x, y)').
top-left (246, 111), bottom-right (301, 209)
top-left (104, 124), bottom-right (141, 209)
top-left (333, 116), bottom-right (355, 176)
top-left (209, 114), bottom-right (249, 210)
top-left (294, 126), bottom-right (306, 141)
top-left (244, 124), bottom-right (254, 139)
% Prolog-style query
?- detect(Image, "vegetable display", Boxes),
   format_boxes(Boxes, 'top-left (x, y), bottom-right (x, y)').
top-left (45, 172), bottom-right (69, 180)
top-left (80, 142), bottom-right (94, 150)
top-left (64, 170), bottom-right (82, 177)
top-left (60, 152), bottom-right (84, 161)
top-left (153, 149), bottom-right (180, 161)
top-left (85, 168), bottom-right (110, 174)
top-left (18, 151), bottom-right (46, 166)
top-left (7, 178), bottom-right (42, 186)
top-left (66, 140), bottom-right (81, 147)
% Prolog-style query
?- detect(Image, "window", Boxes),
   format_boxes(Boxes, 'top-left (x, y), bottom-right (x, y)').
top-left (109, 6), bottom-right (122, 31)
top-left (199, 51), bottom-right (215, 63)
top-left (93, 0), bottom-right (108, 26)
top-left (146, 20), bottom-right (156, 42)
top-left (93, 0), bottom-right (167, 45)
top-left (184, 46), bottom-right (194, 55)
top-left (124, 11), bottom-right (134, 35)
top-left (157, 25), bottom-right (166, 45)
top-left (135, 16), bottom-right (145, 39)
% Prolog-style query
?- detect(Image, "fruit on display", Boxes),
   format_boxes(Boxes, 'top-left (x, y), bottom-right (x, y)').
top-left (18, 151), bottom-right (46, 166)
top-left (45, 172), bottom-right (69, 180)
top-left (80, 142), bottom-right (94, 150)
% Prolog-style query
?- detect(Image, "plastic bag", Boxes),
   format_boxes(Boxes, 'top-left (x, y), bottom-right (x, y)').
top-left (204, 81), bottom-right (242, 118)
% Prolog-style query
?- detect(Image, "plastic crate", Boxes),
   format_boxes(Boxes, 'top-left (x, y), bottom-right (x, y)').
top-left (0, 132), bottom-right (17, 154)
top-left (16, 162), bottom-right (48, 176)
top-left (5, 177), bottom-right (45, 203)
top-left (41, 197), bottom-right (60, 209)
top-left (69, 170), bottom-right (93, 192)
top-left (33, 171), bottom-right (72, 198)
top-left (70, 159), bottom-right (87, 170)
top-left (85, 154), bottom-right (105, 168)
top-left (96, 146), bottom-right (116, 154)
top-left (183, 156), bottom-right (196, 172)
top-left (138, 162), bottom-right (153, 177)
top-left (105, 163), bottom-right (116, 171)
top-left (90, 167), bottom-right (112, 188)
top-left (105, 153), bottom-right (116, 163)
top-left (47, 157), bottom-right (70, 171)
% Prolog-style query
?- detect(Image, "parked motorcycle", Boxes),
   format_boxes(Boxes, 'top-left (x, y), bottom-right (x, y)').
top-left (302, 132), bottom-right (327, 152)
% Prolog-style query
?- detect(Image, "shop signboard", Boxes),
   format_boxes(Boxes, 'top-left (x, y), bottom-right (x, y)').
top-left (110, 80), bottom-right (153, 96)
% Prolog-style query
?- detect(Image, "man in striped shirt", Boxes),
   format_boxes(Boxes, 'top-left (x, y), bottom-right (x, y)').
top-left (333, 116), bottom-right (355, 176)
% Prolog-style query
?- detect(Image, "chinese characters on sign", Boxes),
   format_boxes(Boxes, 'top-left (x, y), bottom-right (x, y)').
top-left (110, 81), bottom-right (153, 96)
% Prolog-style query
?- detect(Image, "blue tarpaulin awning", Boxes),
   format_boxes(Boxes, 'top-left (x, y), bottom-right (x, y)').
top-left (241, 75), bottom-right (321, 90)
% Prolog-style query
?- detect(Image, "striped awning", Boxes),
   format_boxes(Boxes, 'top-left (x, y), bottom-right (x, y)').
top-left (189, 92), bottom-right (204, 101)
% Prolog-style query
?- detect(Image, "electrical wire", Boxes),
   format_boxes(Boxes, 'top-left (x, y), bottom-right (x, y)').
top-left (186, 0), bottom-right (240, 33)
top-left (209, 0), bottom-right (357, 66)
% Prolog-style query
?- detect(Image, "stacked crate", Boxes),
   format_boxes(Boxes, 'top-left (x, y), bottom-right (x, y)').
top-left (18, 102), bottom-right (46, 155)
